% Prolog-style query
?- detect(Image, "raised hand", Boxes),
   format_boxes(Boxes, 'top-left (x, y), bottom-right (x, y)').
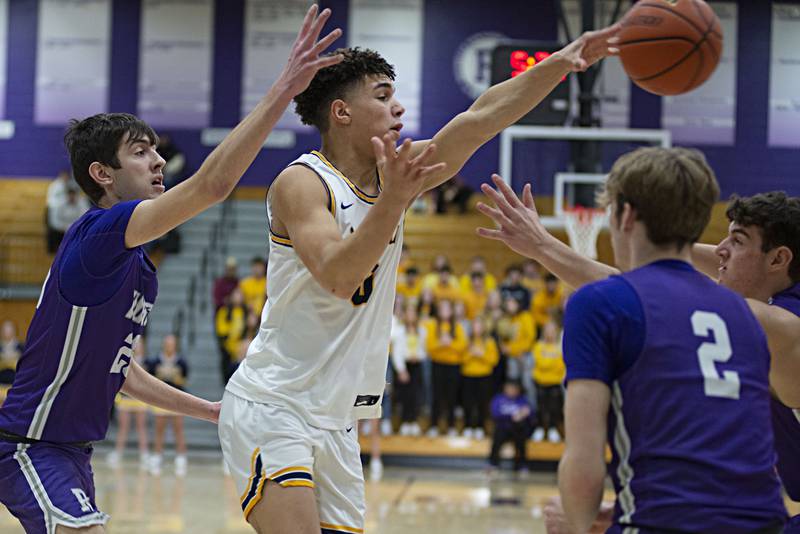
top-left (372, 135), bottom-right (447, 206)
top-left (277, 5), bottom-right (344, 97)
top-left (555, 23), bottom-right (621, 72)
top-left (476, 174), bottom-right (552, 260)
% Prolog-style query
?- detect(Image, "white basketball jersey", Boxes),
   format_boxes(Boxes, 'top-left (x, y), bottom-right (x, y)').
top-left (226, 151), bottom-right (402, 430)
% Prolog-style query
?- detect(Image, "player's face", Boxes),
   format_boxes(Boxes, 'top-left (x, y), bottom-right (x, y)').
top-left (347, 75), bottom-right (405, 150)
top-left (715, 222), bottom-right (769, 298)
top-left (110, 134), bottom-right (166, 201)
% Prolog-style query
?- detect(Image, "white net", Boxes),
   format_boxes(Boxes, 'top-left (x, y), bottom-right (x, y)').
top-left (563, 208), bottom-right (606, 259)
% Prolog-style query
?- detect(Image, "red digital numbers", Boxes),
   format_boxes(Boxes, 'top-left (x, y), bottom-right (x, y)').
top-left (510, 50), bottom-right (566, 81)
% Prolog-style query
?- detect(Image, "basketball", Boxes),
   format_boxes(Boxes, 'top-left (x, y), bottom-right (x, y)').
top-left (618, 0), bottom-right (723, 96)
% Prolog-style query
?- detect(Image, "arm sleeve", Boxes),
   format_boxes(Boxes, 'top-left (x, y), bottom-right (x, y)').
top-left (59, 201), bottom-right (143, 305)
top-left (562, 279), bottom-right (645, 386)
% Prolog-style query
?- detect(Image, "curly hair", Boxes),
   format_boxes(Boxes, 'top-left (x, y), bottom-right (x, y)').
top-left (293, 47), bottom-right (395, 132)
top-left (726, 192), bottom-right (800, 282)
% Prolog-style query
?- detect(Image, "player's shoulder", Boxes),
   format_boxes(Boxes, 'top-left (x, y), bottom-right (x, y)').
top-left (270, 161), bottom-right (329, 208)
top-left (78, 200), bottom-right (142, 237)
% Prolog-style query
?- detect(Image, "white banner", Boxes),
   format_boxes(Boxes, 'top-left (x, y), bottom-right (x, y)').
top-left (241, 0), bottom-right (310, 132)
top-left (138, 0), bottom-right (213, 129)
top-left (348, 0), bottom-right (423, 135)
top-left (560, 0), bottom-right (631, 128)
top-left (0, 0), bottom-right (7, 119)
top-left (662, 2), bottom-right (737, 145)
top-left (34, 0), bottom-right (111, 125)
top-left (768, 4), bottom-right (800, 147)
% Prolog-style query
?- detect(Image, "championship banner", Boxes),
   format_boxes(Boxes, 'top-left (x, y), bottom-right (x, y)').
top-left (34, 0), bottom-right (111, 125)
top-left (0, 0), bottom-right (8, 119)
top-left (138, 0), bottom-right (214, 129)
top-left (768, 4), bottom-right (800, 147)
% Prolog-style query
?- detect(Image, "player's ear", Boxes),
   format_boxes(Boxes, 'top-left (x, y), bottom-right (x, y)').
top-left (331, 99), bottom-right (351, 126)
top-left (767, 245), bottom-right (793, 276)
top-left (87, 162), bottom-right (113, 188)
top-left (619, 202), bottom-right (637, 232)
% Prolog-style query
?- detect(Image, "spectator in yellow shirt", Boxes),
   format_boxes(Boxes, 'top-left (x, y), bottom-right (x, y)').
top-left (431, 265), bottom-right (463, 304)
top-left (461, 317), bottom-right (499, 440)
top-left (215, 288), bottom-right (249, 385)
top-left (497, 296), bottom-right (536, 404)
top-left (531, 320), bottom-right (565, 443)
top-left (422, 254), bottom-right (451, 289)
top-left (462, 271), bottom-right (490, 320)
top-left (531, 274), bottom-right (564, 331)
top-left (396, 266), bottom-right (424, 306)
top-left (458, 255), bottom-right (497, 293)
top-left (425, 299), bottom-right (467, 437)
top-left (239, 256), bottom-right (267, 317)
top-left (521, 259), bottom-right (544, 295)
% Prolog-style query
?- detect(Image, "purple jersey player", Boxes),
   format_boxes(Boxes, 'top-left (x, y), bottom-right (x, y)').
top-left (477, 148), bottom-right (792, 533)
top-left (0, 8), bottom-right (342, 533)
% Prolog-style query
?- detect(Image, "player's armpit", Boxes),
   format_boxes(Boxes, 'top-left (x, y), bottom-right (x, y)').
top-left (748, 299), bottom-right (800, 408)
top-left (125, 178), bottom-right (222, 249)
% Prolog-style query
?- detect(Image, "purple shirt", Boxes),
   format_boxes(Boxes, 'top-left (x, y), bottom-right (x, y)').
top-left (0, 201), bottom-right (157, 443)
top-left (564, 261), bottom-right (785, 533)
top-left (769, 283), bottom-right (800, 507)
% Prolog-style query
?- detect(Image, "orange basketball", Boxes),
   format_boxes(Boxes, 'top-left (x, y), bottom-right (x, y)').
top-left (618, 0), bottom-right (723, 96)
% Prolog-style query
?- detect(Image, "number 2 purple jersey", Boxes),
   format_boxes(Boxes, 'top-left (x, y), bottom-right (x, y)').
top-left (0, 201), bottom-right (157, 443)
top-left (612, 265), bottom-right (785, 532)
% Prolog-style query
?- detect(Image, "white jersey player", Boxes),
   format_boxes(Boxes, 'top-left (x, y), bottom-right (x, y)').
top-left (220, 31), bottom-right (621, 534)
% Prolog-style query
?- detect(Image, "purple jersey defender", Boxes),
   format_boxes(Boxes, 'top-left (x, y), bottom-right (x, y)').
top-left (566, 261), bottom-right (786, 534)
top-left (0, 200), bottom-right (157, 532)
top-left (770, 283), bottom-right (800, 533)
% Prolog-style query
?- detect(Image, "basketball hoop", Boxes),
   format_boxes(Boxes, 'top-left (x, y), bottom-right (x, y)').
top-left (563, 207), bottom-right (607, 260)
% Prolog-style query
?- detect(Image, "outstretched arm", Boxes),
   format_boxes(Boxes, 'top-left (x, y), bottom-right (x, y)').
top-left (692, 243), bottom-right (720, 281)
top-left (476, 174), bottom-right (618, 289)
top-left (409, 24), bottom-right (620, 192)
top-left (121, 359), bottom-right (219, 423)
top-left (124, 6), bottom-right (343, 248)
top-left (747, 299), bottom-right (800, 408)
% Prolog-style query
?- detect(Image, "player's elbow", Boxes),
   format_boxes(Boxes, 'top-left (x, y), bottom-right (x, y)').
top-left (314, 271), bottom-right (361, 301)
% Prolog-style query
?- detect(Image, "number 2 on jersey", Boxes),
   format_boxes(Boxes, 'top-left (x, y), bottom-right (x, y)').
top-left (691, 311), bottom-right (740, 400)
top-left (351, 265), bottom-right (378, 306)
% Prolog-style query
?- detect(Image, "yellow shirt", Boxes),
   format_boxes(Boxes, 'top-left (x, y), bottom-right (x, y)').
top-left (239, 276), bottom-right (267, 315)
top-left (215, 305), bottom-right (248, 359)
top-left (461, 337), bottom-right (499, 378)
top-left (522, 276), bottom-right (544, 295)
top-left (532, 341), bottom-right (566, 386)
top-left (432, 282), bottom-right (464, 304)
top-left (532, 287), bottom-right (564, 326)
top-left (461, 288), bottom-right (489, 320)
top-left (396, 278), bottom-right (424, 301)
top-left (458, 273), bottom-right (497, 293)
top-left (499, 312), bottom-right (535, 358)
top-left (425, 320), bottom-right (467, 366)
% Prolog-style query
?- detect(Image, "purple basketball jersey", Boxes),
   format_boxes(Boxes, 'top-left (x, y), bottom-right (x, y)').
top-left (0, 201), bottom-right (157, 443)
top-left (770, 283), bottom-right (800, 531)
top-left (610, 264), bottom-right (785, 532)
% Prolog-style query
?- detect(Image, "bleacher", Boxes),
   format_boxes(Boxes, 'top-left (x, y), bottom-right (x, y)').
top-left (0, 178), bottom-right (51, 287)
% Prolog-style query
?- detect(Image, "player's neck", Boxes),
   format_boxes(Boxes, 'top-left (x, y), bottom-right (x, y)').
top-left (318, 137), bottom-right (379, 193)
top-left (628, 239), bottom-right (693, 271)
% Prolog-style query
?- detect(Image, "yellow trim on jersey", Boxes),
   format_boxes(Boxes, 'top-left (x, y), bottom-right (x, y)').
top-left (240, 448), bottom-right (262, 503)
top-left (311, 150), bottom-right (379, 204)
top-left (320, 521), bottom-right (365, 533)
top-left (279, 480), bottom-right (315, 488)
top-left (243, 475), bottom-right (267, 519)
top-left (318, 173), bottom-right (337, 216)
top-left (268, 465), bottom-right (311, 479)
top-left (270, 232), bottom-right (293, 248)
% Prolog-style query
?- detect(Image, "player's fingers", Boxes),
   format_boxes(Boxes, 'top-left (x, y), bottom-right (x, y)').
top-left (476, 201), bottom-right (514, 229)
top-left (522, 183), bottom-right (538, 211)
top-left (416, 162), bottom-right (447, 180)
top-left (310, 28), bottom-right (343, 57)
top-left (305, 7), bottom-right (333, 48)
top-left (311, 53), bottom-right (344, 70)
top-left (295, 4), bottom-right (318, 47)
top-left (491, 174), bottom-right (526, 210)
top-left (396, 137), bottom-right (413, 161)
top-left (476, 227), bottom-right (507, 241)
top-left (409, 142), bottom-right (437, 167)
top-left (371, 136), bottom-right (387, 167)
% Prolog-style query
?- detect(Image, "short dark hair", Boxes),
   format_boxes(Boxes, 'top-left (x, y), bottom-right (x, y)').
top-left (293, 47), bottom-right (395, 132)
top-left (251, 256), bottom-right (265, 265)
top-left (726, 192), bottom-right (800, 282)
top-left (64, 113), bottom-right (158, 204)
